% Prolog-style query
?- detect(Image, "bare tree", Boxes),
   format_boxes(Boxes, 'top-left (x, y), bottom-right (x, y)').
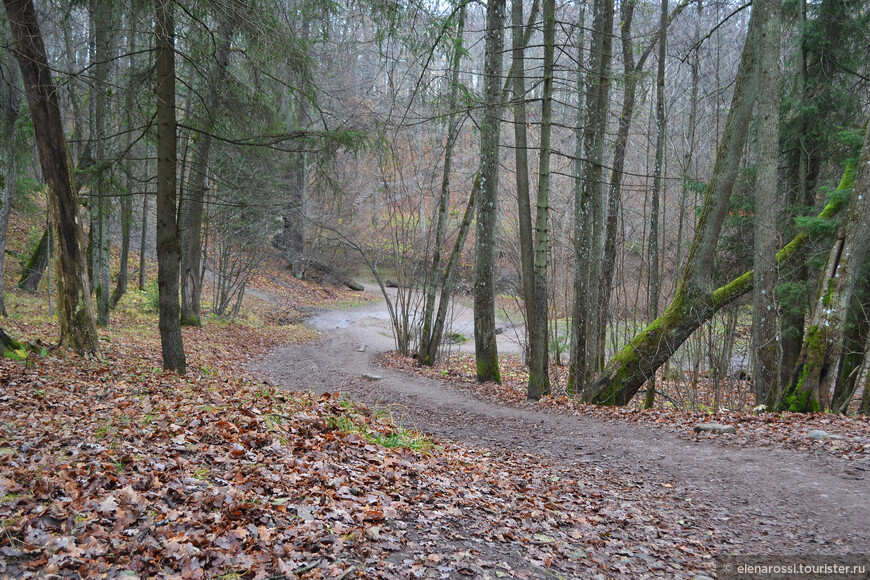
top-left (588, 7), bottom-right (761, 405)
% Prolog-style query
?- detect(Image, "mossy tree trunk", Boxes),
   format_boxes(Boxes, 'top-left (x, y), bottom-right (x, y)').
top-left (589, 8), bottom-right (761, 405)
top-left (0, 34), bottom-right (21, 317)
top-left (4, 0), bottom-right (101, 356)
top-left (589, 154), bottom-right (855, 406)
top-left (779, 124), bottom-right (870, 413)
top-left (780, 0), bottom-right (853, 388)
top-left (473, 0), bottom-right (505, 384)
top-left (829, 270), bottom-right (870, 414)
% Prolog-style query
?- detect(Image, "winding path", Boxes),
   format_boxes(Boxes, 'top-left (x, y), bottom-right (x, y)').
top-left (251, 295), bottom-right (870, 557)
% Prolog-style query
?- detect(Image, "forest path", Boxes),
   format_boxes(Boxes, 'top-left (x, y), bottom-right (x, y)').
top-left (251, 294), bottom-right (870, 558)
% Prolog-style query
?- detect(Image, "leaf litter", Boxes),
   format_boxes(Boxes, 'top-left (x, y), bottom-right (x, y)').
top-left (0, 293), bottom-right (720, 579)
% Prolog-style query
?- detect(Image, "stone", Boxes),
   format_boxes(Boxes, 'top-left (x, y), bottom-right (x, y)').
top-left (693, 423), bottom-right (736, 435)
top-left (807, 429), bottom-right (840, 441)
top-left (362, 374), bottom-right (382, 381)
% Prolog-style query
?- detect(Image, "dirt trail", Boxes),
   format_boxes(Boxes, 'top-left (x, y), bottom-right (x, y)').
top-left (251, 296), bottom-right (870, 557)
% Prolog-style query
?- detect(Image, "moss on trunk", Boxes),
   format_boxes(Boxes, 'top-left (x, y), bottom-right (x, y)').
top-left (589, 162), bottom-right (855, 407)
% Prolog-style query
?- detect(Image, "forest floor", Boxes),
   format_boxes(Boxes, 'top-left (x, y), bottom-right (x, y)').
top-left (254, 293), bottom-right (870, 579)
top-left (1, 254), bottom-right (869, 578)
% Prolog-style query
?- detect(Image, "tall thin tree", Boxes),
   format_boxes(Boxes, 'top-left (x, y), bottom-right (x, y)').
top-left (473, 0), bottom-right (506, 383)
top-left (527, 0), bottom-right (555, 400)
top-left (751, 0), bottom-right (782, 408)
top-left (155, 0), bottom-right (186, 372)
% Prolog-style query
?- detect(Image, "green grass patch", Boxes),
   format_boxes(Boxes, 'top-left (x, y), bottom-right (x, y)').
top-left (328, 400), bottom-right (435, 454)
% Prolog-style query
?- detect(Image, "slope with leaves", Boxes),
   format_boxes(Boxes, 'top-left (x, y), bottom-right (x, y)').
top-left (0, 284), bottom-right (722, 578)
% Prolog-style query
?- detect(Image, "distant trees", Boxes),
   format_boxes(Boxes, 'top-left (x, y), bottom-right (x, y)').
top-left (3, 0), bottom-right (869, 415)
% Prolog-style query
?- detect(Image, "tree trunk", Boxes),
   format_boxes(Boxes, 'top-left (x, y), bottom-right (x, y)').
top-left (860, 357), bottom-right (870, 415)
top-left (598, 0), bottom-right (689, 378)
top-left (423, 177), bottom-right (478, 366)
top-left (644, 0), bottom-right (668, 409)
top-left (589, 8), bottom-right (761, 405)
top-left (829, 273), bottom-right (870, 414)
top-left (590, 158), bottom-right (854, 406)
top-left (111, 16), bottom-right (137, 309)
top-left (419, 6), bottom-right (465, 366)
top-left (139, 178), bottom-right (148, 291)
top-left (180, 12), bottom-right (235, 326)
top-left (527, 0), bottom-right (555, 400)
top-left (675, 0), bottom-right (701, 275)
top-left (568, 0), bottom-right (613, 396)
top-left (779, 124), bottom-right (870, 412)
top-left (155, 0), bottom-right (186, 372)
top-left (421, 0), bottom-right (538, 367)
top-left (565, 0), bottom-right (587, 398)
top-left (18, 229), bottom-right (50, 293)
top-left (4, 0), bottom-right (101, 356)
top-left (780, 0), bottom-right (848, 387)
top-left (751, 0), bottom-right (782, 408)
top-left (473, 0), bottom-right (505, 383)
top-left (0, 38), bottom-right (20, 316)
top-left (586, 0), bottom-right (614, 380)
top-left (511, 0), bottom-right (534, 340)
top-left (90, 0), bottom-right (113, 326)
top-left (282, 15), bottom-right (310, 280)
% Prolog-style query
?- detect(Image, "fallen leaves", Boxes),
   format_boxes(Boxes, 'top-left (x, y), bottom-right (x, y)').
top-left (0, 332), bottom-right (724, 579)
